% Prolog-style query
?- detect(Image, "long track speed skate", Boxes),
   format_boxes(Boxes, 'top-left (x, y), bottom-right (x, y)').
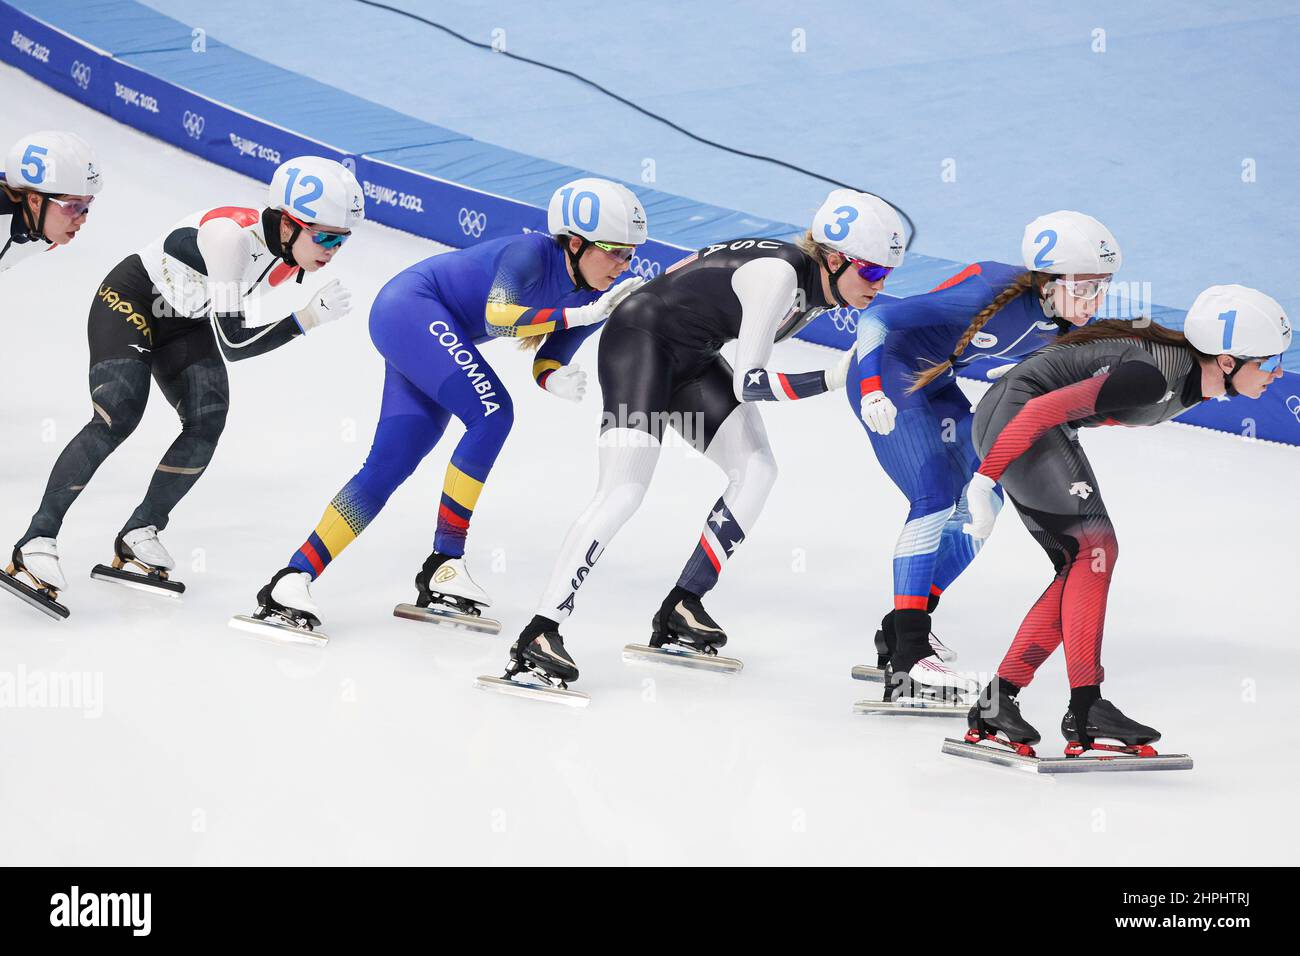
top-left (854, 658), bottom-right (976, 717)
top-left (476, 624), bottom-right (589, 707)
top-left (852, 630), bottom-right (956, 683)
top-left (0, 543), bottom-right (70, 620)
top-left (394, 553), bottom-right (501, 635)
top-left (229, 568), bottom-right (329, 647)
top-left (622, 589), bottom-right (743, 674)
top-left (90, 528), bottom-right (185, 598)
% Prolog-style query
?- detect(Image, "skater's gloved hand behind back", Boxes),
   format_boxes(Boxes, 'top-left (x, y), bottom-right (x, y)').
top-left (294, 278), bottom-right (352, 333)
top-left (564, 275), bottom-right (644, 328)
top-left (860, 390), bottom-right (897, 434)
top-left (543, 364), bottom-right (587, 403)
top-left (962, 472), bottom-right (1000, 540)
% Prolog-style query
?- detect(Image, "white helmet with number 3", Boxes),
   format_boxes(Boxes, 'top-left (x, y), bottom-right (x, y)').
top-left (547, 178), bottom-right (647, 246)
top-left (269, 156), bottom-right (364, 230)
top-left (1021, 210), bottom-right (1121, 275)
top-left (811, 189), bottom-right (906, 267)
top-left (3, 130), bottom-right (102, 196)
top-left (1183, 285), bottom-right (1291, 358)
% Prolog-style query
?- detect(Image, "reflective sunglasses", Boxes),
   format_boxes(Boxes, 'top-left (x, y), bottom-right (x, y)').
top-left (284, 212), bottom-right (351, 249)
top-left (48, 195), bottom-right (94, 218)
top-left (1053, 276), bottom-right (1110, 300)
top-left (844, 255), bottom-right (893, 282)
top-left (1252, 353), bottom-right (1286, 373)
top-left (592, 240), bottom-right (636, 263)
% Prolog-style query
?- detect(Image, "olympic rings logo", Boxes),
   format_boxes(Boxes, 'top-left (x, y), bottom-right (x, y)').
top-left (1286, 394), bottom-right (1300, 423)
top-left (828, 307), bottom-right (859, 334)
top-left (458, 208), bottom-right (487, 238)
top-left (70, 61), bottom-right (92, 90)
top-left (182, 111), bottom-right (206, 140)
top-left (628, 254), bottom-right (660, 280)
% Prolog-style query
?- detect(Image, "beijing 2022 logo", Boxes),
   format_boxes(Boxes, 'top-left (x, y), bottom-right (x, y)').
top-left (182, 111), bottom-right (206, 140)
top-left (458, 208), bottom-right (487, 238)
top-left (70, 61), bottom-right (92, 91)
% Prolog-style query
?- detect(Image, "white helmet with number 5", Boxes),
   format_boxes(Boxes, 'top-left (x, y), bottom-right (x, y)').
top-left (269, 157), bottom-right (364, 230)
top-left (547, 178), bottom-right (647, 246)
top-left (1021, 210), bottom-right (1121, 275)
top-left (811, 189), bottom-right (906, 267)
top-left (3, 130), bottom-right (102, 196)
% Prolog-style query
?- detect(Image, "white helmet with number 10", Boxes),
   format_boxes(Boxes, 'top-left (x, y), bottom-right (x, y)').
top-left (269, 156), bottom-right (364, 230)
top-left (547, 178), bottom-right (647, 246)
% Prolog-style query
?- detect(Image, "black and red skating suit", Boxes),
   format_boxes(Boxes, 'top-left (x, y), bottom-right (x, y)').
top-left (971, 336), bottom-right (1204, 688)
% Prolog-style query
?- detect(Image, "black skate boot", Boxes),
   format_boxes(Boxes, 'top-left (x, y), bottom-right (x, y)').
top-left (229, 567), bottom-right (328, 646)
top-left (1062, 688), bottom-right (1161, 757)
top-left (650, 586), bottom-right (727, 655)
top-left (394, 552), bottom-right (500, 634)
top-left (965, 678), bottom-right (1041, 755)
top-left (873, 609), bottom-right (896, 668)
top-left (476, 616), bottom-right (589, 706)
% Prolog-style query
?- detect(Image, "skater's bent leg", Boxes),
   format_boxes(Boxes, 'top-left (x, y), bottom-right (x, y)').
top-left (535, 428), bottom-right (662, 623)
top-left (997, 572), bottom-right (1067, 688)
top-left (1060, 517), bottom-right (1117, 688)
top-left (431, 356), bottom-right (514, 558)
top-left (289, 365), bottom-right (450, 578)
top-left (675, 401), bottom-right (778, 596)
top-left (124, 332), bottom-right (229, 533)
top-left (21, 358), bottom-right (150, 544)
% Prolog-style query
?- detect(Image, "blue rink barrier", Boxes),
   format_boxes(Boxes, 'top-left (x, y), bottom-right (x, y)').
top-left (3, 0), bottom-right (1298, 446)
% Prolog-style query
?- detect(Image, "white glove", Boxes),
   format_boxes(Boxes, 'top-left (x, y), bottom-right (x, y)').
top-left (294, 279), bottom-right (352, 332)
top-left (543, 364), bottom-right (587, 403)
top-left (563, 276), bottom-right (645, 328)
top-left (824, 346), bottom-right (856, 392)
top-left (962, 472), bottom-right (1001, 541)
top-left (859, 390), bottom-right (897, 435)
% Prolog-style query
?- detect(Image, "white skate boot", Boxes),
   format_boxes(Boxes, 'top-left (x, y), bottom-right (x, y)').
top-left (91, 526), bottom-right (185, 597)
top-left (230, 568), bottom-right (329, 647)
top-left (855, 656), bottom-right (980, 717)
top-left (394, 552), bottom-right (500, 634)
top-left (0, 537), bottom-right (70, 619)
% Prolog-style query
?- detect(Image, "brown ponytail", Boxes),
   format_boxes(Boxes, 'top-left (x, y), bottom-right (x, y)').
top-left (1053, 318), bottom-right (1208, 355)
top-left (907, 271), bottom-right (1047, 393)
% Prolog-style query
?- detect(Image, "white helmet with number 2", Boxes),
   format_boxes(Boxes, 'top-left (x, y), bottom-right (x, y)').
top-left (3, 130), bottom-right (102, 196)
top-left (1022, 210), bottom-right (1121, 275)
top-left (269, 156), bottom-right (364, 230)
top-left (1183, 285), bottom-right (1291, 359)
top-left (547, 178), bottom-right (647, 246)
top-left (811, 189), bottom-right (906, 267)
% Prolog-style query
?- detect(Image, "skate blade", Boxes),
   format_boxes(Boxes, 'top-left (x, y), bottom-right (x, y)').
top-left (622, 643), bottom-right (743, 674)
top-left (392, 603), bottom-right (501, 635)
top-left (228, 614), bottom-right (329, 648)
top-left (90, 563), bottom-right (185, 598)
top-left (941, 738), bottom-right (1193, 773)
top-left (854, 697), bottom-right (970, 717)
top-left (0, 570), bottom-right (70, 620)
top-left (475, 675), bottom-right (589, 707)
top-left (851, 664), bottom-right (885, 683)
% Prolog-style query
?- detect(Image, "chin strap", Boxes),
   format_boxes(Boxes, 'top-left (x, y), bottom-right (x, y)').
top-left (826, 257), bottom-right (852, 308)
top-left (18, 193), bottom-right (53, 242)
top-left (563, 234), bottom-right (595, 292)
top-left (264, 208), bottom-right (301, 268)
top-left (1221, 357), bottom-right (1246, 397)
top-left (1038, 286), bottom-right (1072, 332)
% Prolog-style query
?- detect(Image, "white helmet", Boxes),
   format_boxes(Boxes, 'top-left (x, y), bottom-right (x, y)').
top-left (1021, 210), bottom-right (1120, 275)
top-left (547, 178), bottom-right (647, 246)
top-left (268, 157), bottom-right (364, 230)
top-left (811, 189), bottom-right (906, 267)
top-left (1183, 285), bottom-right (1291, 359)
top-left (3, 131), bottom-right (102, 196)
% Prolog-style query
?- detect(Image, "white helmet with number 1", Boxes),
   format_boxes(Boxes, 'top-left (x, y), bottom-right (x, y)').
top-left (3, 131), bottom-right (102, 196)
top-left (547, 178), bottom-right (647, 246)
top-left (1183, 285), bottom-right (1291, 358)
top-left (811, 189), bottom-right (906, 267)
top-left (269, 157), bottom-right (364, 230)
top-left (1022, 210), bottom-right (1121, 275)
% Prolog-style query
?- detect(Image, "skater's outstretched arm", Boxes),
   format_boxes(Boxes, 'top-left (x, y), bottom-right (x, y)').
top-left (485, 240), bottom-right (642, 338)
top-left (731, 257), bottom-right (841, 402)
top-left (198, 217), bottom-right (303, 362)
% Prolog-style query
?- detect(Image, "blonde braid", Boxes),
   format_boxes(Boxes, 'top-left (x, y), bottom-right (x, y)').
top-left (906, 271), bottom-right (1043, 393)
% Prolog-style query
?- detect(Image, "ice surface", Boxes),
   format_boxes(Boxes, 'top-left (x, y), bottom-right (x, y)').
top-left (2, 65), bottom-right (1297, 865)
